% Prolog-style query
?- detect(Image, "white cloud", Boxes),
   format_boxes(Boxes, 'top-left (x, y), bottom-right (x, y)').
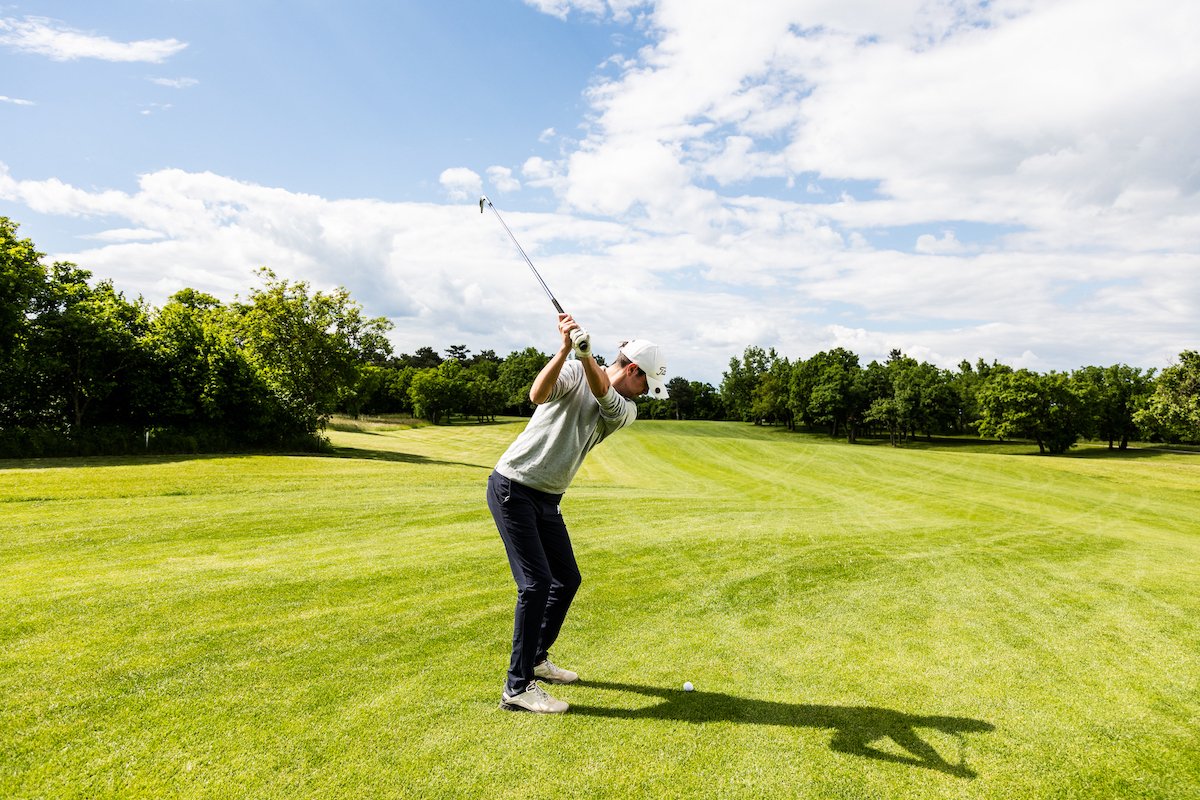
top-left (914, 231), bottom-right (967, 255)
top-left (150, 77), bottom-right (198, 88)
top-left (83, 228), bottom-right (167, 242)
top-left (487, 166), bottom-right (521, 193)
top-left (438, 167), bottom-right (482, 201)
top-left (1, 161), bottom-right (1193, 383)
top-left (0, 95), bottom-right (34, 105)
top-left (539, 127), bottom-right (556, 143)
top-left (522, 1), bottom-right (648, 23)
top-left (0, 16), bottom-right (187, 62)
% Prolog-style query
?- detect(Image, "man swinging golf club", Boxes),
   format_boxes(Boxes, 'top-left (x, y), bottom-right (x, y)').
top-left (487, 314), bottom-right (668, 714)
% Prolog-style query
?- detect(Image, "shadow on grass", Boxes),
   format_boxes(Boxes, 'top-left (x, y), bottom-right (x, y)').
top-left (324, 445), bottom-right (489, 470)
top-left (0, 452), bottom-right (267, 470)
top-left (1068, 445), bottom-right (1200, 459)
top-left (571, 681), bottom-right (994, 779)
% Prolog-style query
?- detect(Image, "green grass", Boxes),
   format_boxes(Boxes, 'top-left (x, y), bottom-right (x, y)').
top-left (2, 421), bottom-right (1198, 798)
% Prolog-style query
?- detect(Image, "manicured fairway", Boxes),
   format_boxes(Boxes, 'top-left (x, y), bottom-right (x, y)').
top-left (2, 421), bottom-right (1198, 798)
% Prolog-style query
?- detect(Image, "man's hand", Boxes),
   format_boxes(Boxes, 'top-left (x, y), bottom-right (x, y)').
top-left (570, 326), bottom-right (591, 358)
top-left (557, 313), bottom-right (579, 353)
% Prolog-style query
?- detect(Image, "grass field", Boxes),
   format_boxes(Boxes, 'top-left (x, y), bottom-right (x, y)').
top-left (2, 420), bottom-right (1198, 799)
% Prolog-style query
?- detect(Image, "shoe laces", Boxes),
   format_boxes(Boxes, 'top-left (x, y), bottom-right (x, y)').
top-left (527, 680), bottom-right (550, 699)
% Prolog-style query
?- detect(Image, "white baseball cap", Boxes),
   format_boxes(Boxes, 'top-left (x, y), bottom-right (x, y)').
top-left (620, 339), bottom-right (669, 398)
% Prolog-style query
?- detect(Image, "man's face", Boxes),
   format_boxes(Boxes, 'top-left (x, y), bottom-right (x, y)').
top-left (614, 362), bottom-right (648, 398)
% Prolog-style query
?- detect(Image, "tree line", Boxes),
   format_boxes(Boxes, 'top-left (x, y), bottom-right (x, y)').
top-left (716, 345), bottom-right (1200, 453)
top-left (3, 217), bottom-right (1195, 456)
top-left (0, 218), bottom-right (398, 457)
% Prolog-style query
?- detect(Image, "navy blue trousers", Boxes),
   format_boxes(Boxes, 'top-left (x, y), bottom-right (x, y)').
top-left (487, 470), bottom-right (581, 695)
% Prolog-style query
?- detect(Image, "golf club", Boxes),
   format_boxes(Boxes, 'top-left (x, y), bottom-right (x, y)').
top-left (480, 195), bottom-right (590, 355)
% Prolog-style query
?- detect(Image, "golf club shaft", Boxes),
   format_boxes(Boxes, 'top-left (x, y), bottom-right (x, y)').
top-left (480, 196), bottom-right (565, 315)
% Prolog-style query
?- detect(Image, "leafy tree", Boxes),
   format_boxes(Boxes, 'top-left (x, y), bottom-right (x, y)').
top-left (339, 365), bottom-right (392, 419)
top-left (498, 347), bottom-right (550, 415)
top-left (864, 396), bottom-right (906, 446)
top-left (232, 269), bottom-right (393, 434)
top-left (860, 360), bottom-right (892, 436)
top-left (666, 376), bottom-right (693, 419)
top-left (143, 290), bottom-right (292, 442)
top-left (948, 358), bottom-right (1013, 434)
top-left (977, 370), bottom-right (1095, 454)
top-left (1076, 364), bottom-right (1155, 449)
top-left (26, 263), bottom-right (151, 430)
top-left (398, 346), bottom-right (442, 369)
top-left (1135, 350), bottom-right (1200, 442)
top-left (690, 381), bottom-right (725, 419)
top-left (387, 366), bottom-right (417, 415)
top-left (445, 344), bottom-right (470, 362)
top-left (0, 218), bottom-right (44, 363)
top-left (469, 349), bottom-right (503, 368)
top-left (0, 219), bottom-right (47, 424)
top-left (792, 348), bottom-right (863, 438)
top-left (721, 346), bottom-right (770, 422)
top-left (409, 361), bottom-right (467, 424)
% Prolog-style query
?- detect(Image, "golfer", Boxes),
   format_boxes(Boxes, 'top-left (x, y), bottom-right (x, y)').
top-left (488, 313), bottom-right (668, 714)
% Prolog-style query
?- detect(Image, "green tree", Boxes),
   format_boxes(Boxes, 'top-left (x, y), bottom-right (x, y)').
top-left (721, 346), bottom-right (769, 422)
top-left (387, 366), bottom-right (417, 415)
top-left (232, 269), bottom-right (393, 434)
top-left (498, 347), bottom-right (550, 415)
top-left (666, 376), bottom-right (693, 419)
top-left (461, 361), bottom-right (507, 422)
top-left (1076, 364), bottom-right (1156, 449)
top-left (690, 381), bottom-right (724, 419)
top-left (794, 348), bottom-right (863, 438)
top-left (409, 360), bottom-right (467, 424)
top-left (143, 290), bottom-right (293, 443)
top-left (398, 346), bottom-right (442, 369)
top-left (26, 263), bottom-right (151, 430)
top-left (1135, 351), bottom-right (1200, 442)
top-left (977, 370), bottom-right (1096, 454)
top-left (0, 219), bottom-right (47, 425)
top-left (864, 396), bottom-right (907, 446)
top-left (339, 364), bottom-right (392, 419)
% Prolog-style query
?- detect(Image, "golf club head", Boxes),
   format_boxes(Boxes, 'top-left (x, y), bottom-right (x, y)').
top-left (480, 195), bottom-right (488, 213)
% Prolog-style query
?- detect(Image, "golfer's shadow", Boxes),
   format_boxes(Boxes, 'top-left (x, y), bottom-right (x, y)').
top-left (571, 681), bottom-right (994, 779)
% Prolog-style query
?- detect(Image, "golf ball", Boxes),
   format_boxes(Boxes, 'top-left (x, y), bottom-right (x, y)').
top-left (683, 681), bottom-right (694, 692)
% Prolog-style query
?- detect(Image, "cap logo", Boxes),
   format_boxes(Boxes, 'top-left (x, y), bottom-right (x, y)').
top-left (657, 366), bottom-right (667, 376)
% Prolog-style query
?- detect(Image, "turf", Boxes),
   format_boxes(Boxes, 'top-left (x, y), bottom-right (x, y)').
top-left (1, 421), bottom-right (1198, 799)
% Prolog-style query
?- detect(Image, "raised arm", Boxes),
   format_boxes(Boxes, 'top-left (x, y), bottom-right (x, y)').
top-left (579, 347), bottom-right (611, 398)
top-left (529, 313), bottom-right (577, 404)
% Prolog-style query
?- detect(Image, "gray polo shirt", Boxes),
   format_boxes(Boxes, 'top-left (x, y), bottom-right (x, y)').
top-left (495, 359), bottom-right (637, 494)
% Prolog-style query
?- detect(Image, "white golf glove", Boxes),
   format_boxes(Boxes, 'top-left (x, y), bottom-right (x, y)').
top-left (570, 326), bottom-right (592, 358)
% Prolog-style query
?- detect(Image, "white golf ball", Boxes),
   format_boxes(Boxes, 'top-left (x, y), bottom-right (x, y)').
top-left (683, 681), bottom-right (694, 692)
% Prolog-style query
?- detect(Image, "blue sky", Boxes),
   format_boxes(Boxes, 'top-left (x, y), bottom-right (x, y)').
top-left (2, 0), bottom-right (1198, 383)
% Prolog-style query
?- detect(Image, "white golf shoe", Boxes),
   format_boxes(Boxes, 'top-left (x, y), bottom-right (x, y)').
top-left (534, 658), bottom-right (579, 684)
top-left (500, 681), bottom-right (569, 714)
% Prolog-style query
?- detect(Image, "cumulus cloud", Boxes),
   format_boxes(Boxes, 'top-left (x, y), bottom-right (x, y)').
top-left (149, 77), bottom-right (198, 88)
top-left (539, 127), bottom-right (556, 142)
top-left (0, 16), bottom-right (187, 62)
top-left (0, 95), bottom-right (35, 105)
top-left (436, 165), bottom-right (482, 201)
top-left (1, 160), bottom-right (1193, 381)
top-left (438, 167), bottom-right (483, 201)
top-left (914, 231), bottom-right (967, 255)
top-left (487, 166), bottom-right (521, 193)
